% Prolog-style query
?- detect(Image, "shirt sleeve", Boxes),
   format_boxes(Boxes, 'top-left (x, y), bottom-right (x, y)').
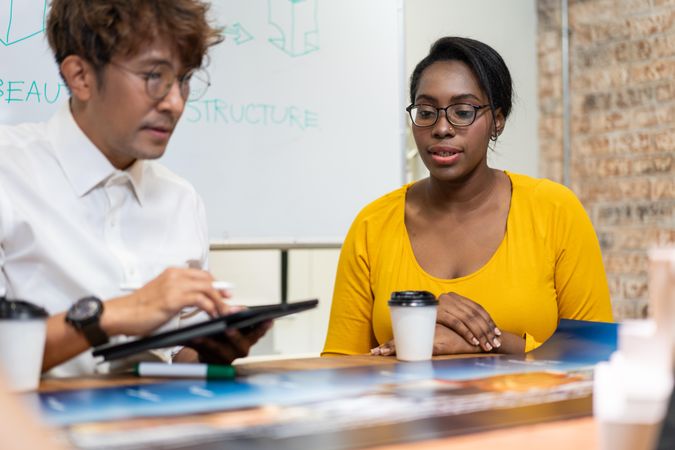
top-left (0, 183), bottom-right (11, 298)
top-left (551, 186), bottom-right (613, 323)
top-left (524, 332), bottom-right (543, 353)
top-left (194, 192), bottom-right (210, 270)
top-left (322, 215), bottom-right (377, 356)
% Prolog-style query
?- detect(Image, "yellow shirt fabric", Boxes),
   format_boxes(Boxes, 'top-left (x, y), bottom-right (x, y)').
top-left (323, 172), bottom-right (613, 355)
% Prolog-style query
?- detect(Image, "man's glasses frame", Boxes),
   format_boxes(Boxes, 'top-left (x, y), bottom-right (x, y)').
top-left (110, 61), bottom-right (211, 102)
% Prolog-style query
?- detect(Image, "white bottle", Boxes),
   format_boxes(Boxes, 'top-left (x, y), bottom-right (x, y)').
top-left (594, 246), bottom-right (675, 450)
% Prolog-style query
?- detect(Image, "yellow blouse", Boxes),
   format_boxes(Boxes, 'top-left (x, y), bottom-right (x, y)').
top-left (323, 172), bottom-right (612, 355)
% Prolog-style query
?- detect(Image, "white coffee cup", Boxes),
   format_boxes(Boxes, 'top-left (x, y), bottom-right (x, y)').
top-left (0, 298), bottom-right (48, 391)
top-left (388, 291), bottom-right (438, 361)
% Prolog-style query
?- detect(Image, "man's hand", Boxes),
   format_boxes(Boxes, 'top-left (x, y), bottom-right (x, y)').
top-left (174, 321), bottom-right (273, 364)
top-left (43, 267), bottom-right (236, 372)
top-left (100, 267), bottom-right (229, 337)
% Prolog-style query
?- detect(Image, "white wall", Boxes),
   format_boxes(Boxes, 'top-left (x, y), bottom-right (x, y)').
top-left (212, 0), bottom-right (539, 358)
top-left (209, 249), bottom-right (339, 358)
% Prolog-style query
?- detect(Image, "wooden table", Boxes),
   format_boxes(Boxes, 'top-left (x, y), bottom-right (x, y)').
top-left (240, 355), bottom-right (599, 450)
top-left (40, 355), bottom-right (599, 449)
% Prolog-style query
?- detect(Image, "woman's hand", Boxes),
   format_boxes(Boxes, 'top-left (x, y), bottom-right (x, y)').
top-left (370, 291), bottom-right (502, 357)
top-left (436, 292), bottom-right (502, 352)
top-left (371, 324), bottom-right (486, 356)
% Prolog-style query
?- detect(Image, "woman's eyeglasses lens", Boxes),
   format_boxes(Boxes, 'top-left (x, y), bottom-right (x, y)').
top-left (407, 104), bottom-right (480, 127)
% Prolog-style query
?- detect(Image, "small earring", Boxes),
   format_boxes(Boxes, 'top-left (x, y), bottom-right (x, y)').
top-left (490, 133), bottom-right (498, 142)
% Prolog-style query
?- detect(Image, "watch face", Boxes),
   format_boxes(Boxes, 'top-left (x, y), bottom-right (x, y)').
top-left (69, 298), bottom-right (101, 321)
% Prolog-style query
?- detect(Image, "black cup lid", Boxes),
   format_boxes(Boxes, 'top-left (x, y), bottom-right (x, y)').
top-left (0, 298), bottom-right (48, 320)
top-left (388, 290), bottom-right (437, 307)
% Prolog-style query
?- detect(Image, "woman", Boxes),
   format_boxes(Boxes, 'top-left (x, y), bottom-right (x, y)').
top-left (323, 37), bottom-right (612, 357)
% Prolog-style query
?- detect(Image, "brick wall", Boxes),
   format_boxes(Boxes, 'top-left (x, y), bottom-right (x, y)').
top-left (537, 0), bottom-right (675, 319)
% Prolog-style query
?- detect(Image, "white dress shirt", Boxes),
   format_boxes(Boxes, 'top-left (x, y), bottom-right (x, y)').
top-left (0, 102), bottom-right (210, 376)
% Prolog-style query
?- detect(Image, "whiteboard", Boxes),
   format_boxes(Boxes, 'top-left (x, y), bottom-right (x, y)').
top-left (0, 0), bottom-right (406, 242)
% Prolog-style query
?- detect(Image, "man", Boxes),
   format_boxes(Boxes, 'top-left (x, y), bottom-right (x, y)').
top-left (0, 0), bottom-right (269, 376)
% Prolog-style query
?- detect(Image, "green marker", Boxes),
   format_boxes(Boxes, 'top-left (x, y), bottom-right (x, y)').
top-left (134, 362), bottom-right (236, 379)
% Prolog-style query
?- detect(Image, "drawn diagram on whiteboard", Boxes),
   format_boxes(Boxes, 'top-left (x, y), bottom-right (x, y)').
top-left (224, 22), bottom-right (253, 46)
top-left (0, 0), bottom-right (47, 46)
top-left (267, 0), bottom-right (319, 57)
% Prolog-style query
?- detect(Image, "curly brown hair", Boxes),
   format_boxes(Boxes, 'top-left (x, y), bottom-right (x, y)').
top-left (46, 0), bottom-right (223, 72)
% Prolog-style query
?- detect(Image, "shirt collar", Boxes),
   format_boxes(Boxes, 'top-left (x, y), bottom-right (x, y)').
top-left (126, 159), bottom-right (146, 205)
top-left (47, 101), bottom-right (146, 206)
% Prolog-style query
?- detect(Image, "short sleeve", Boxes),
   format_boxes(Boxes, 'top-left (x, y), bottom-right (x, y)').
top-left (322, 215), bottom-right (377, 356)
top-left (551, 186), bottom-right (613, 322)
top-left (524, 332), bottom-right (543, 352)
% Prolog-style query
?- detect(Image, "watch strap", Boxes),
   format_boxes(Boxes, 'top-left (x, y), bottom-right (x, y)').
top-left (80, 320), bottom-right (109, 347)
top-left (66, 297), bottom-right (109, 348)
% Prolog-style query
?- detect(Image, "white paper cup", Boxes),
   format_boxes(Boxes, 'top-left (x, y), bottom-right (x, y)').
top-left (389, 291), bottom-right (437, 361)
top-left (0, 299), bottom-right (48, 392)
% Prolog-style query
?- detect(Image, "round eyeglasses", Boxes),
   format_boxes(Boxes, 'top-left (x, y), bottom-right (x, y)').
top-left (111, 61), bottom-right (211, 101)
top-left (406, 103), bottom-right (490, 128)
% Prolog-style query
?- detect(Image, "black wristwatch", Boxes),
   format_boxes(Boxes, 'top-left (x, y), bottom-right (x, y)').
top-left (65, 296), bottom-right (109, 347)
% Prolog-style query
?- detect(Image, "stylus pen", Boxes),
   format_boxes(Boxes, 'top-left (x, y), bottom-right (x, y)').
top-left (133, 362), bottom-right (237, 379)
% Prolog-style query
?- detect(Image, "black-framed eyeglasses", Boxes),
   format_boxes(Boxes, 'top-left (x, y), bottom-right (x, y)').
top-left (110, 61), bottom-right (211, 101)
top-left (406, 103), bottom-right (490, 127)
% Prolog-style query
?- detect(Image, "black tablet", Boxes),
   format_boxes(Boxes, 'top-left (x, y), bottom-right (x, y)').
top-left (92, 299), bottom-right (318, 362)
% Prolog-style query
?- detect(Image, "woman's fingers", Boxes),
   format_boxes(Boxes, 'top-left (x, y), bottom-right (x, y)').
top-left (436, 312), bottom-right (481, 347)
top-left (432, 324), bottom-right (482, 355)
top-left (437, 292), bottom-right (501, 352)
top-left (450, 299), bottom-right (501, 351)
top-left (371, 339), bottom-right (396, 356)
top-left (441, 292), bottom-right (497, 331)
top-left (373, 326), bottom-right (487, 358)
